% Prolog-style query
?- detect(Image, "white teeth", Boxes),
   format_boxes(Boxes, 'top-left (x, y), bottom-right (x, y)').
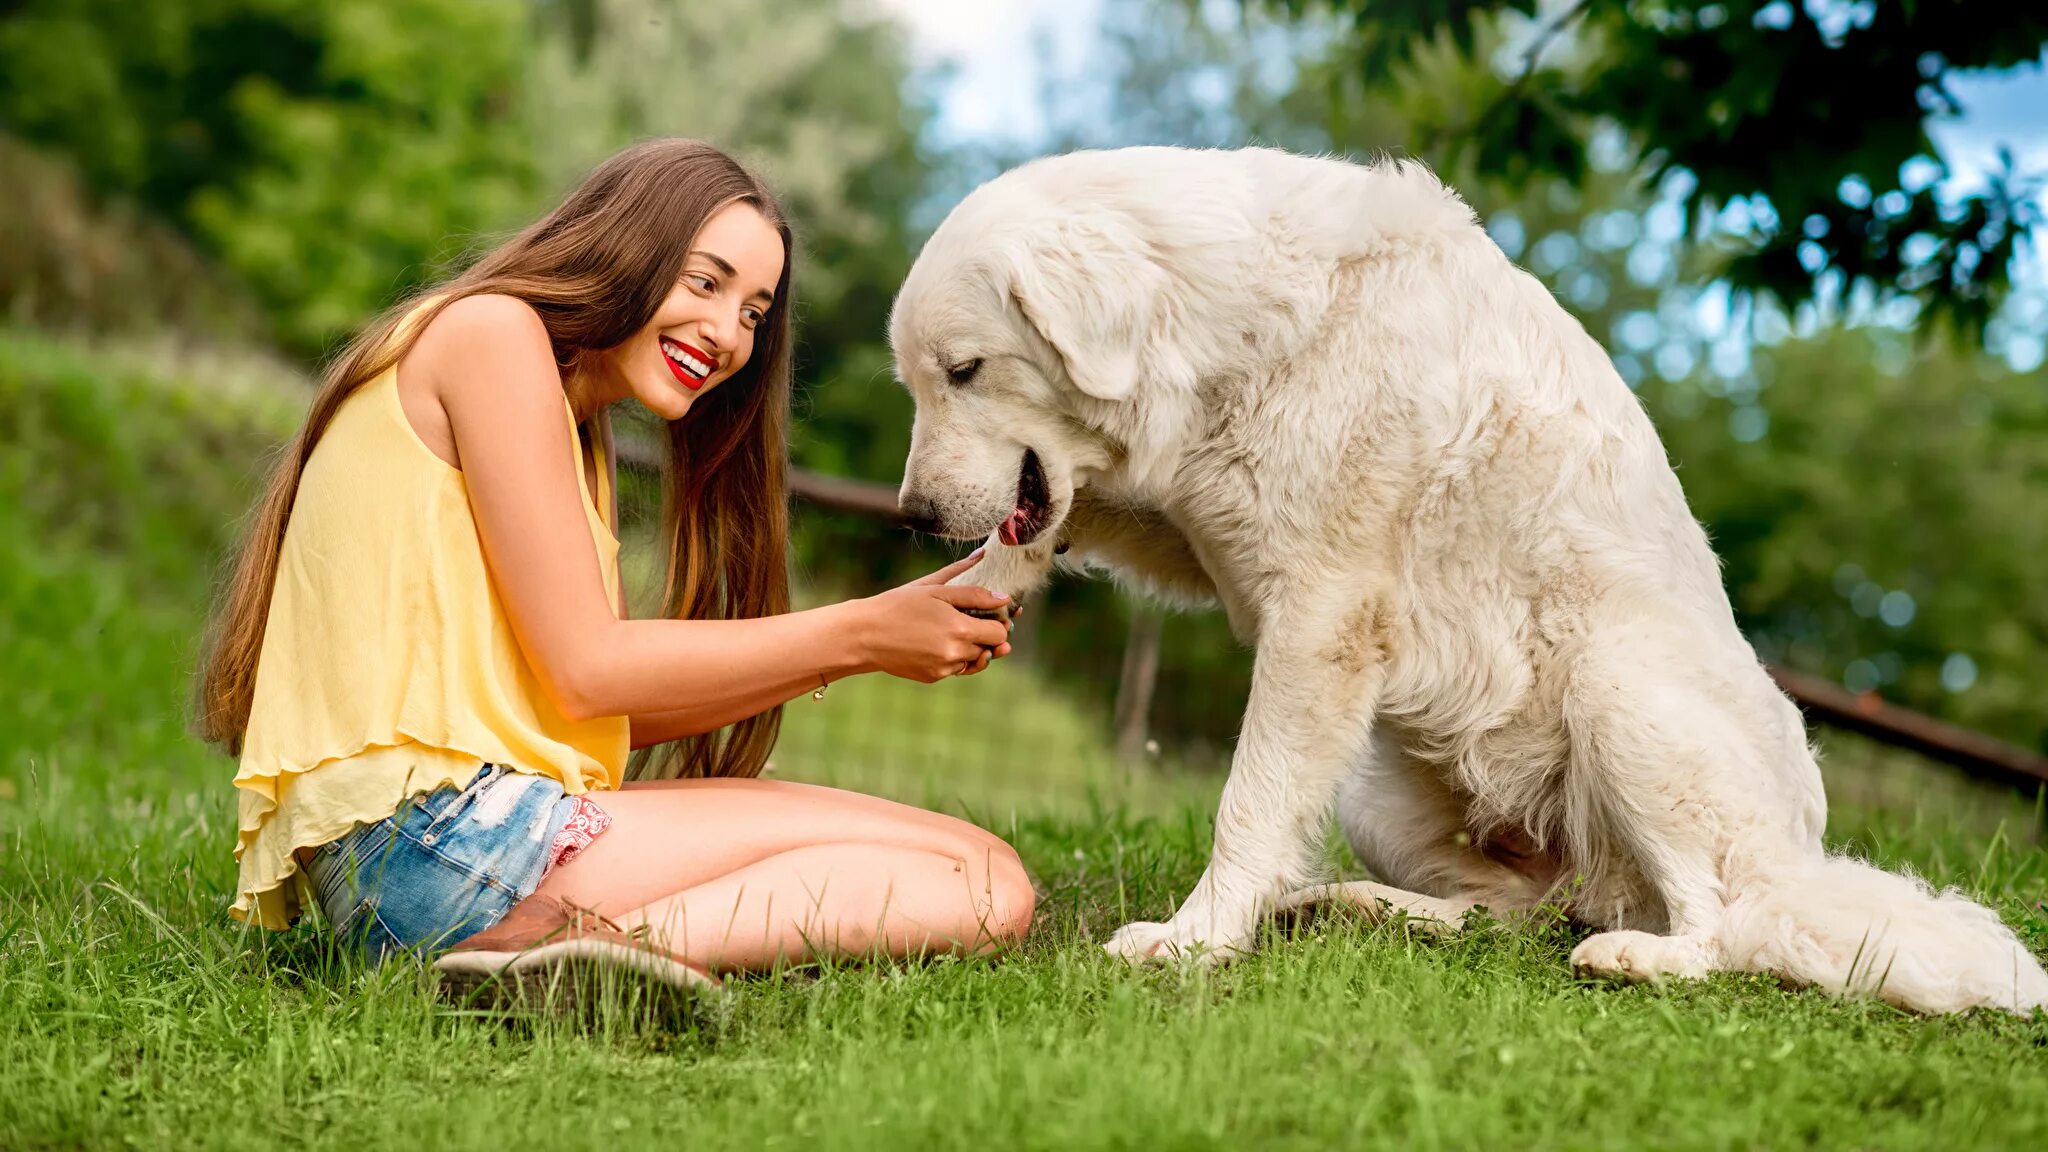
top-left (662, 341), bottom-right (713, 379)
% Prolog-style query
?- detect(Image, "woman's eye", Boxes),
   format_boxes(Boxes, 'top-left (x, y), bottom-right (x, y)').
top-left (946, 358), bottom-right (983, 385)
top-left (685, 274), bottom-right (715, 293)
top-left (741, 307), bottom-right (765, 328)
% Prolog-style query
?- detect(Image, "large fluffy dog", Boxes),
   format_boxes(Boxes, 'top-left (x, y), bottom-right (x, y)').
top-left (888, 145), bottom-right (2048, 1015)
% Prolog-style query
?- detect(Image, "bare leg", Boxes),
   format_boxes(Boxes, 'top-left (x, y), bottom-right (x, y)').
top-left (613, 842), bottom-right (1018, 970)
top-left (457, 778), bottom-right (1035, 973)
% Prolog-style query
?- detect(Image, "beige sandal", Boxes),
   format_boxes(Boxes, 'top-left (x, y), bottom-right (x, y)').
top-left (433, 900), bottom-right (723, 1014)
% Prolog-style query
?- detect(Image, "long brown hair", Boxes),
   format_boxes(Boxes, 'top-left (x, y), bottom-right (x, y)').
top-left (196, 138), bottom-right (793, 781)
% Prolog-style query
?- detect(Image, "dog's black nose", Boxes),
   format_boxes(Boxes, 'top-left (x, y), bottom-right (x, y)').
top-left (898, 493), bottom-right (943, 536)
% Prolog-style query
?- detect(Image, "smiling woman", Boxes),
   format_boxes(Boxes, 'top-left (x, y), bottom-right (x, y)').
top-left (192, 139), bottom-right (1031, 1002)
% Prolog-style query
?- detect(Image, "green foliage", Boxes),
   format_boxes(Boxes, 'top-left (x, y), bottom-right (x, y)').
top-left (0, 329), bottom-right (298, 771)
top-left (0, 0), bottom-right (535, 354)
top-left (1260, 0), bottom-right (2048, 341)
top-left (185, 1), bottom-right (535, 355)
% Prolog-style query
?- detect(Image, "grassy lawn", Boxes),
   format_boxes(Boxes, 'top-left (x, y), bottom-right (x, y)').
top-left (4, 330), bottom-right (2046, 1150)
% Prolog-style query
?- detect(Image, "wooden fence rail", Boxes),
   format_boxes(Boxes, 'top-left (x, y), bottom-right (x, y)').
top-left (627, 444), bottom-right (2048, 794)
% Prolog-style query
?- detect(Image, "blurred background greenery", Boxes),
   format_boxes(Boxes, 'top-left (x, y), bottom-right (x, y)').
top-left (2, 0), bottom-right (2045, 811)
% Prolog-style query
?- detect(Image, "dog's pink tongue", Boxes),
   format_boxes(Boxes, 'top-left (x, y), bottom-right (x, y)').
top-left (999, 509), bottom-right (1027, 546)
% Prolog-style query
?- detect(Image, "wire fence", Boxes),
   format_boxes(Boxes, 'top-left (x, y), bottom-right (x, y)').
top-left (766, 501), bottom-right (1243, 809)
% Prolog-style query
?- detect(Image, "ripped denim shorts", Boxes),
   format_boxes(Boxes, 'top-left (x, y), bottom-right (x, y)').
top-left (304, 764), bottom-right (606, 962)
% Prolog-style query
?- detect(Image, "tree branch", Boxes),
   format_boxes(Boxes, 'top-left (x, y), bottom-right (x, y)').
top-left (1416, 0), bottom-right (1592, 162)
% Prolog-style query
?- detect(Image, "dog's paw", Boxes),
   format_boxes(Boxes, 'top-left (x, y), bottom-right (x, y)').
top-left (947, 542), bottom-right (1056, 600)
top-left (956, 602), bottom-right (1015, 625)
top-left (1103, 920), bottom-right (1242, 966)
top-left (1570, 930), bottom-right (1713, 984)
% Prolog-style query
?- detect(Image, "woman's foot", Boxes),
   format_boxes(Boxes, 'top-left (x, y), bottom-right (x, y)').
top-left (433, 898), bottom-right (724, 1017)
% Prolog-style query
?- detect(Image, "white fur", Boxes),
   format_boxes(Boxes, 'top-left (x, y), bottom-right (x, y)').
top-left (888, 145), bottom-right (2048, 1015)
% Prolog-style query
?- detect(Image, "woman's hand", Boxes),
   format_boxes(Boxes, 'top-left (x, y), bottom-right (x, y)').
top-left (851, 553), bottom-right (1015, 683)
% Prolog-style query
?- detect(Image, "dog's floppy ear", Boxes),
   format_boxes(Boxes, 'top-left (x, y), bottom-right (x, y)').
top-left (1006, 222), bottom-right (1159, 403)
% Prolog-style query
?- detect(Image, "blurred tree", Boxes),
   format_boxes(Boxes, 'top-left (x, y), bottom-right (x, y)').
top-left (0, 0), bottom-right (939, 507)
top-left (1654, 327), bottom-right (2048, 756)
top-left (0, 135), bottom-right (264, 341)
top-left (1255, 0), bottom-right (2048, 343)
top-left (0, 0), bottom-right (534, 354)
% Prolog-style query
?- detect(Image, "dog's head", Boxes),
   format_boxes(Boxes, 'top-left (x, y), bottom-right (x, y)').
top-left (888, 173), bottom-right (1175, 546)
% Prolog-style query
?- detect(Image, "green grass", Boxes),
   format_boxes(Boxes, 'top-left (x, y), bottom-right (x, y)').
top-left (5, 330), bottom-right (2047, 1150)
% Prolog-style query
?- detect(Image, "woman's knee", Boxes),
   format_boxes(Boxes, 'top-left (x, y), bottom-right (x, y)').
top-left (921, 806), bottom-right (1016, 860)
top-left (968, 837), bottom-right (1035, 946)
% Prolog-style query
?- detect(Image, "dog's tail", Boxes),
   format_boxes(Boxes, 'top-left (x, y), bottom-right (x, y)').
top-left (1716, 853), bottom-right (2048, 1015)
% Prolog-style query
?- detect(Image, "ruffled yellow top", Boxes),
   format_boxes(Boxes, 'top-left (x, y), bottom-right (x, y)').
top-left (230, 336), bottom-right (628, 929)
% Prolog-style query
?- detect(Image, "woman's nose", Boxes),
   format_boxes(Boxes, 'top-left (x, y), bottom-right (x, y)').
top-left (696, 310), bottom-right (741, 355)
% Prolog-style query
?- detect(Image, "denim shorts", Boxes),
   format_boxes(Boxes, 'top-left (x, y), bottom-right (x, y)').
top-left (305, 764), bottom-right (576, 962)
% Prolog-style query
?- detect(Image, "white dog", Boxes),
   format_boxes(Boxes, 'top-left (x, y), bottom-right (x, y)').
top-left (887, 145), bottom-right (2048, 1015)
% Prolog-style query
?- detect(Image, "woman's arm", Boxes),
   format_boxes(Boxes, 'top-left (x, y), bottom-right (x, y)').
top-left (413, 295), bottom-right (1011, 728)
top-left (627, 695), bottom-right (795, 750)
top-left (624, 593), bottom-right (1006, 749)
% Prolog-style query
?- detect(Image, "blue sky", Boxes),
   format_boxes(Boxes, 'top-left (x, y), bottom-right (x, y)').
top-left (876, 0), bottom-right (1104, 145)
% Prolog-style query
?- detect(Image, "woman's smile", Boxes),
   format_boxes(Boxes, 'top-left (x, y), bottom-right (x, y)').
top-left (659, 334), bottom-right (716, 390)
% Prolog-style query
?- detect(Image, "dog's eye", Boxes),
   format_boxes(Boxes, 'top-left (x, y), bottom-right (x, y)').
top-left (946, 358), bottom-right (984, 386)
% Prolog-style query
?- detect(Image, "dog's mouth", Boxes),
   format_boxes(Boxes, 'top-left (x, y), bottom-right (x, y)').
top-left (998, 449), bottom-right (1051, 546)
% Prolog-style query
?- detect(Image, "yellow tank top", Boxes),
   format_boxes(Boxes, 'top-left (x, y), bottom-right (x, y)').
top-left (230, 333), bottom-right (629, 929)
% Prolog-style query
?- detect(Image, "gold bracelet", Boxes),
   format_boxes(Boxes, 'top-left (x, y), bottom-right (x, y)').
top-left (812, 672), bottom-right (829, 701)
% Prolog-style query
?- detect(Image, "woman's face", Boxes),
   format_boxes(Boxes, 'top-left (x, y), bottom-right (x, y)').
top-left (598, 200), bottom-right (784, 421)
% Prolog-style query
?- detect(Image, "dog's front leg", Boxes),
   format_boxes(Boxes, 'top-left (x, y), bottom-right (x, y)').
top-left (946, 534), bottom-right (1059, 609)
top-left (1107, 610), bottom-right (1385, 964)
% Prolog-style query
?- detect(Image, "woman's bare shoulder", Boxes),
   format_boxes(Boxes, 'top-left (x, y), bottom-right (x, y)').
top-left (409, 294), bottom-right (559, 405)
top-left (416, 293), bottom-right (550, 356)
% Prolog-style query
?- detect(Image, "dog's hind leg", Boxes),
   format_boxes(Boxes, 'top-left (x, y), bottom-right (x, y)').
top-left (1341, 729), bottom-right (1569, 907)
top-left (1271, 881), bottom-right (1474, 937)
top-left (1561, 627), bottom-right (2047, 1012)
top-left (1558, 626), bottom-right (1800, 986)
top-left (1276, 729), bottom-right (1562, 936)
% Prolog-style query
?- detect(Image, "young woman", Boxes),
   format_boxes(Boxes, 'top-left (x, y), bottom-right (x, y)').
top-left (197, 139), bottom-right (1034, 992)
